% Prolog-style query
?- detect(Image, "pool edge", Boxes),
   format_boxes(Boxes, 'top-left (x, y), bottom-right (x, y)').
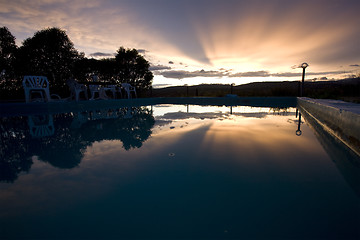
top-left (297, 97), bottom-right (360, 156)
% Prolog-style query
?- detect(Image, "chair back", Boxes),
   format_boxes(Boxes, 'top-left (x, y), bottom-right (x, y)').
top-left (22, 76), bottom-right (51, 102)
top-left (23, 76), bottom-right (49, 89)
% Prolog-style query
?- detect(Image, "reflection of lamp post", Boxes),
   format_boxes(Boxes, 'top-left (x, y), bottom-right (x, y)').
top-left (300, 63), bottom-right (308, 97)
top-left (230, 83), bottom-right (235, 95)
top-left (185, 84), bottom-right (189, 97)
top-left (295, 109), bottom-right (302, 136)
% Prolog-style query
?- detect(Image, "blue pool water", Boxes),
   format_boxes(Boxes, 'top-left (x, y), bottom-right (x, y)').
top-left (0, 99), bottom-right (359, 239)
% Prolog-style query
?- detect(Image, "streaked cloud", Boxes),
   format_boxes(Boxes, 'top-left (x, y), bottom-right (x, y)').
top-left (149, 65), bottom-right (172, 71)
top-left (0, 0), bottom-right (359, 86)
top-left (89, 52), bottom-right (115, 58)
top-left (153, 68), bottom-right (351, 80)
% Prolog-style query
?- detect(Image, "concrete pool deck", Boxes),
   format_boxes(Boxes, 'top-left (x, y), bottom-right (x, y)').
top-left (297, 97), bottom-right (360, 156)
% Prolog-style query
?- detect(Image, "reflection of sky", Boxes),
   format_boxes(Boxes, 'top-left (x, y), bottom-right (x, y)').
top-left (0, 105), bottom-right (359, 238)
top-left (152, 104), bottom-right (286, 117)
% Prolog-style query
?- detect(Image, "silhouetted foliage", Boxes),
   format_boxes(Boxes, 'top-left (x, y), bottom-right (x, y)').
top-left (0, 27), bottom-right (17, 76)
top-left (15, 27), bottom-right (83, 93)
top-left (115, 47), bottom-right (153, 91)
top-left (0, 26), bottom-right (18, 98)
top-left (73, 58), bottom-right (118, 82)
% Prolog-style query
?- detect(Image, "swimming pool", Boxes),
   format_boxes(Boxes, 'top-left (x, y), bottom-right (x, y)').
top-left (0, 98), bottom-right (359, 239)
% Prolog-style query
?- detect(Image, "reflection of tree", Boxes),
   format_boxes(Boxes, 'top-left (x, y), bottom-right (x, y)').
top-left (0, 117), bottom-right (33, 182)
top-left (76, 107), bottom-right (154, 150)
top-left (0, 107), bottom-right (154, 182)
top-left (30, 113), bottom-right (88, 169)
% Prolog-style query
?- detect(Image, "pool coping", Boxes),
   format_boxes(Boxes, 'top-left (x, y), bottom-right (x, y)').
top-left (297, 97), bottom-right (360, 156)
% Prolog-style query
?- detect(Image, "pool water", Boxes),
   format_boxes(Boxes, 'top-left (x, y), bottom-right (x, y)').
top-left (0, 102), bottom-right (359, 239)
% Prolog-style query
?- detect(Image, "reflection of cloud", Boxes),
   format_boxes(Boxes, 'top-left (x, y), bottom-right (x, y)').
top-left (350, 64), bottom-right (359, 67)
top-left (156, 111), bottom-right (295, 122)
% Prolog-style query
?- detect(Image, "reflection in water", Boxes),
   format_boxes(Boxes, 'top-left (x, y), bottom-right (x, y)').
top-left (0, 107), bottom-right (154, 182)
top-left (0, 104), bottom-right (359, 239)
top-left (295, 108), bottom-right (302, 136)
top-left (0, 116), bottom-right (32, 183)
top-left (28, 115), bottom-right (55, 138)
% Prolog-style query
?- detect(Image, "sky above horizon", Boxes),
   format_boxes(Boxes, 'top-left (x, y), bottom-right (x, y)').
top-left (1, 0), bottom-right (359, 87)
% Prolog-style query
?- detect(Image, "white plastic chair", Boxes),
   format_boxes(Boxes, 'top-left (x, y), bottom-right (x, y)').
top-left (89, 84), bottom-right (101, 100)
top-left (121, 83), bottom-right (137, 99)
top-left (66, 79), bottom-right (88, 101)
top-left (103, 85), bottom-right (118, 99)
top-left (23, 76), bottom-right (52, 103)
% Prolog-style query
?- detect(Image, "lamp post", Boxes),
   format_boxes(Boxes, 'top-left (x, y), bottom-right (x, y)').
top-left (300, 62), bottom-right (308, 97)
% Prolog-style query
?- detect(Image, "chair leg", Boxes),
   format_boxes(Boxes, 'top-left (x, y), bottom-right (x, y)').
top-left (24, 90), bottom-right (30, 103)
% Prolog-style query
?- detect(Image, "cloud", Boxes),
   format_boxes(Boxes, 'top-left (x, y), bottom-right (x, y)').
top-left (168, 61), bottom-right (174, 64)
top-left (158, 69), bottom-right (226, 79)
top-left (149, 65), bottom-right (172, 71)
top-left (2, 0), bottom-right (359, 81)
top-left (230, 71), bottom-right (271, 78)
top-left (137, 49), bottom-right (147, 54)
top-left (152, 83), bottom-right (173, 89)
top-left (89, 52), bottom-right (115, 58)
top-left (154, 68), bottom-right (351, 79)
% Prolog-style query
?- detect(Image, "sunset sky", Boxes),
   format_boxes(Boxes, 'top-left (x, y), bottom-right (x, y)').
top-left (1, 0), bottom-right (359, 87)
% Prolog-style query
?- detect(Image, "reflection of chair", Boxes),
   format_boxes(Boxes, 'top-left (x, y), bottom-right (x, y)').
top-left (90, 109), bottom-right (119, 120)
top-left (28, 115), bottom-right (55, 138)
top-left (23, 76), bottom-right (54, 103)
top-left (103, 85), bottom-right (118, 99)
top-left (121, 83), bottom-right (137, 99)
top-left (66, 79), bottom-right (88, 101)
top-left (124, 108), bottom-right (134, 119)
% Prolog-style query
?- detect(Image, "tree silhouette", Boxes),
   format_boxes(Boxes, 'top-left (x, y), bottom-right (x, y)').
top-left (0, 26), bottom-right (154, 100)
top-left (0, 26), bottom-right (17, 75)
top-left (15, 27), bottom-right (83, 93)
top-left (115, 47), bottom-right (153, 91)
top-left (73, 57), bottom-right (118, 82)
top-left (0, 26), bottom-right (18, 98)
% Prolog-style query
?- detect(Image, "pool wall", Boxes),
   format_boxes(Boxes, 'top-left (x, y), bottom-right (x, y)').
top-left (297, 97), bottom-right (360, 156)
top-left (0, 97), bottom-right (297, 117)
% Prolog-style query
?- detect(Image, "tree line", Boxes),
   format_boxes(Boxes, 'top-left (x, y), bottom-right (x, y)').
top-left (0, 26), bottom-right (153, 100)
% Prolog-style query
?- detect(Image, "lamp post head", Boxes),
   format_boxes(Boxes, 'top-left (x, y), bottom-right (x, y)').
top-left (301, 62), bottom-right (309, 69)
